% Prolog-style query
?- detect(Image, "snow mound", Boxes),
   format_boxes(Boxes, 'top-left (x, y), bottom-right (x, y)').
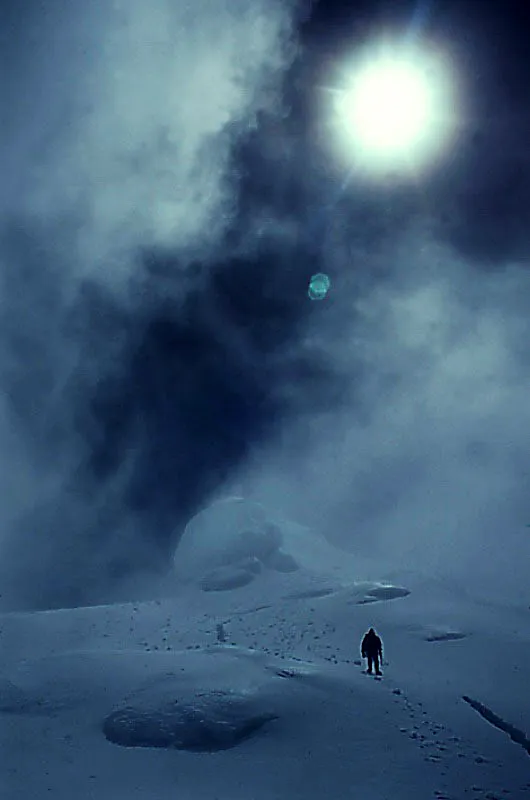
top-left (200, 564), bottom-right (257, 592)
top-left (262, 548), bottom-right (299, 572)
top-left (330, 581), bottom-right (411, 606)
top-left (422, 627), bottom-right (468, 643)
top-left (173, 497), bottom-right (359, 591)
top-left (0, 645), bottom-right (329, 754)
top-left (361, 584), bottom-right (411, 602)
top-left (103, 689), bottom-right (278, 750)
top-left (174, 497), bottom-right (284, 582)
top-left (0, 644), bottom-right (313, 717)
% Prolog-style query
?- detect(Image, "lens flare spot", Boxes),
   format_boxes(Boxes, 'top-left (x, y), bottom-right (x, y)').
top-left (308, 273), bottom-right (331, 301)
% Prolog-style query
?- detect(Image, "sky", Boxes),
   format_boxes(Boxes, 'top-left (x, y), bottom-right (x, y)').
top-left (0, 0), bottom-right (529, 611)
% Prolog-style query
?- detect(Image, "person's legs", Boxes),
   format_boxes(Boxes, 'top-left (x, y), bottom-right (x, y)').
top-left (374, 654), bottom-right (382, 675)
top-left (367, 654), bottom-right (373, 674)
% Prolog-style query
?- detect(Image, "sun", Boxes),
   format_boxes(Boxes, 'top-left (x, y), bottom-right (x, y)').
top-left (342, 58), bottom-right (433, 153)
top-left (327, 43), bottom-right (458, 178)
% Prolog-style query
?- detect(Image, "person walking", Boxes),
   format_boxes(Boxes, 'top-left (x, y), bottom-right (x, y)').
top-left (361, 627), bottom-right (383, 675)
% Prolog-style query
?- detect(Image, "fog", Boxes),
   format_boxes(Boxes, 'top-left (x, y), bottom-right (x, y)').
top-left (0, 0), bottom-right (529, 611)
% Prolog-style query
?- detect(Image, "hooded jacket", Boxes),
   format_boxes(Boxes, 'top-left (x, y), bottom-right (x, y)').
top-left (361, 628), bottom-right (383, 659)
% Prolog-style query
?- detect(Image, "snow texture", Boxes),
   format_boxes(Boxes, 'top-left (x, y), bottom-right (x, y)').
top-left (1, 501), bottom-right (530, 799)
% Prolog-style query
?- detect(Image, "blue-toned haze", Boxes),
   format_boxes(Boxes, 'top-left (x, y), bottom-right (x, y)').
top-left (0, 0), bottom-right (529, 611)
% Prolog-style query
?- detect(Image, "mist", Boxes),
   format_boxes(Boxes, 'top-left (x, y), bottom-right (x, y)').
top-left (1, 0), bottom-right (529, 611)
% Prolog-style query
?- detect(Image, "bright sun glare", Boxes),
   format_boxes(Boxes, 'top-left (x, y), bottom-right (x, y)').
top-left (344, 59), bottom-right (433, 151)
top-left (329, 44), bottom-right (457, 177)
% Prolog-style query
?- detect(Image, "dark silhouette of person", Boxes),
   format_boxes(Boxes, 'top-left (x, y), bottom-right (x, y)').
top-left (361, 627), bottom-right (383, 675)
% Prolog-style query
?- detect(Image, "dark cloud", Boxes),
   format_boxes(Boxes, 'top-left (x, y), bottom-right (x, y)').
top-left (1, 0), bottom-right (530, 611)
top-left (436, 155), bottom-right (530, 265)
top-left (0, 0), bottom-right (307, 609)
top-left (0, 216), bottom-right (355, 610)
top-left (297, 0), bottom-right (530, 267)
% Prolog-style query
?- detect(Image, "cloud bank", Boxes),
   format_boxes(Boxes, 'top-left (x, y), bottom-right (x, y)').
top-left (1, 0), bottom-right (529, 611)
top-left (0, 0), bottom-right (303, 609)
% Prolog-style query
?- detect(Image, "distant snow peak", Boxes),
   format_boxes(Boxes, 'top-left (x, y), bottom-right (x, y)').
top-left (173, 496), bottom-right (358, 593)
top-left (173, 497), bottom-right (301, 590)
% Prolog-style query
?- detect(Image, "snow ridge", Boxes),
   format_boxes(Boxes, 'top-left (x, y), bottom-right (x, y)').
top-left (462, 695), bottom-right (530, 758)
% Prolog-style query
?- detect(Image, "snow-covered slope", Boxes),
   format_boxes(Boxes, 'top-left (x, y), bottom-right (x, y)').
top-left (1, 505), bottom-right (529, 799)
top-left (172, 495), bottom-right (350, 581)
top-left (172, 495), bottom-right (402, 589)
